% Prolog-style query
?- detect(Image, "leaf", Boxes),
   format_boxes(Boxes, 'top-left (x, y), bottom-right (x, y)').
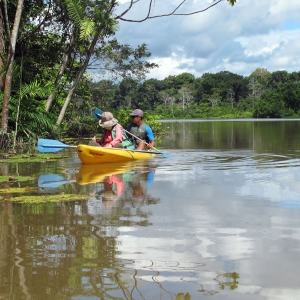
top-left (65, 0), bottom-right (84, 26)
top-left (79, 18), bottom-right (95, 40)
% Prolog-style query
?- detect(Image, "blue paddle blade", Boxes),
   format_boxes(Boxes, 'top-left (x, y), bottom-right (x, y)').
top-left (159, 152), bottom-right (170, 158)
top-left (37, 139), bottom-right (71, 153)
top-left (38, 174), bottom-right (70, 188)
top-left (94, 108), bottom-right (103, 120)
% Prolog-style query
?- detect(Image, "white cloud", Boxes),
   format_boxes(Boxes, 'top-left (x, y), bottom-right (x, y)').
top-left (147, 55), bottom-right (197, 79)
top-left (111, 0), bottom-right (300, 80)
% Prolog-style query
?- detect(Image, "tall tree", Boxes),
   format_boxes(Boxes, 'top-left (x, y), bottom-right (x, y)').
top-left (0, 6), bottom-right (5, 77)
top-left (178, 86), bottom-right (193, 110)
top-left (45, 33), bottom-right (75, 112)
top-left (56, 0), bottom-right (237, 124)
top-left (1, 0), bottom-right (24, 133)
top-left (0, 0), bottom-right (237, 134)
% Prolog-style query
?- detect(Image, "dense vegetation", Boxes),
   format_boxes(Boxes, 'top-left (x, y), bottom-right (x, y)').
top-left (1, 0), bottom-right (299, 148)
top-left (93, 68), bottom-right (300, 120)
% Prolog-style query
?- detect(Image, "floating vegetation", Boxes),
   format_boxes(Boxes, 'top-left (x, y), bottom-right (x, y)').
top-left (0, 194), bottom-right (88, 204)
top-left (0, 153), bottom-right (69, 163)
top-left (0, 187), bottom-right (38, 193)
top-left (0, 176), bottom-right (36, 183)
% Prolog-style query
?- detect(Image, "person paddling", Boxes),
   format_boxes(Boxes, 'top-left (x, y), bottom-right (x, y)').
top-left (126, 109), bottom-right (156, 150)
top-left (92, 112), bottom-right (134, 149)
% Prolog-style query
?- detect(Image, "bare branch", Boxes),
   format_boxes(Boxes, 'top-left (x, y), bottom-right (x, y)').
top-left (116, 0), bottom-right (135, 19)
top-left (117, 0), bottom-right (223, 23)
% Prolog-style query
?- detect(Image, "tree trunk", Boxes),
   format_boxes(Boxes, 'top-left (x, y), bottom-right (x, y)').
top-left (45, 33), bottom-right (75, 112)
top-left (1, 0), bottom-right (24, 133)
top-left (0, 7), bottom-right (5, 92)
top-left (56, 31), bottom-right (100, 125)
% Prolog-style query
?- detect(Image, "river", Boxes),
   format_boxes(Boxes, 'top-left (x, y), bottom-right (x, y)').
top-left (1, 119), bottom-right (300, 300)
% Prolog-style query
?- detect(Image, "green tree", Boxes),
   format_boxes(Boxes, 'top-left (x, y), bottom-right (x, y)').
top-left (175, 72), bottom-right (195, 88)
top-left (196, 71), bottom-right (247, 105)
top-left (250, 67), bottom-right (270, 78)
top-left (1, 0), bottom-right (24, 133)
top-left (267, 70), bottom-right (290, 88)
top-left (0, 0), bottom-right (237, 139)
top-left (253, 90), bottom-right (285, 118)
top-left (277, 81), bottom-right (300, 113)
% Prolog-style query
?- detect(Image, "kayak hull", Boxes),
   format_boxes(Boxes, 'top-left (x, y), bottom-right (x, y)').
top-left (76, 144), bottom-right (156, 164)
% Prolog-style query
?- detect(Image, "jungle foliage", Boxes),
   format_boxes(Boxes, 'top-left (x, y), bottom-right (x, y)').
top-left (2, 1), bottom-right (299, 147)
top-left (90, 69), bottom-right (300, 122)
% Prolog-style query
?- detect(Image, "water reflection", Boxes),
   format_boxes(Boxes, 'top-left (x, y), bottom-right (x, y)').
top-left (2, 159), bottom-right (244, 299)
top-left (4, 120), bottom-right (300, 299)
top-left (0, 162), bottom-right (165, 299)
top-left (76, 162), bottom-right (157, 210)
top-left (38, 174), bottom-right (72, 189)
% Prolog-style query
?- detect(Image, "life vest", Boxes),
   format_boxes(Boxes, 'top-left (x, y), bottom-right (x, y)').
top-left (111, 125), bottom-right (135, 150)
top-left (127, 123), bottom-right (149, 147)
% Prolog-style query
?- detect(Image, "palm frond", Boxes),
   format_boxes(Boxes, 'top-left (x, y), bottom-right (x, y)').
top-left (80, 18), bottom-right (95, 40)
top-left (65, 0), bottom-right (85, 27)
top-left (20, 81), bottom-right (44, 98)
top-left (17, 110), bottom-right (56, 136)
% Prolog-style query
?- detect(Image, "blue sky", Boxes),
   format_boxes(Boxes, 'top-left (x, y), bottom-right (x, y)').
top-left (113, 0), bottom-right (300, 80)
top-left (281, 20), bottom-right (300, 30)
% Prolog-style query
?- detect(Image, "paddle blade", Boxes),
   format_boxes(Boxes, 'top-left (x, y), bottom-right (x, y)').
top-left (150, 147), bottom-right (170, 158)
top-left (94, 108), bottom-right (103, 120)
top-left (37, 139), bottom-right (71, 153)
top-left (38, 174), bottom-right (70, 188)
top-left (159, 152), bottom-right (170, 158)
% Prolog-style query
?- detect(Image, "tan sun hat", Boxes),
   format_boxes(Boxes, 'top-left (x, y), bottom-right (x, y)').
top-left (99, 112), bottom-right (118, 127)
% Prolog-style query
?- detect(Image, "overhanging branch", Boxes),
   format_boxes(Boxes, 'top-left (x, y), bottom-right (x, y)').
top-left (116, 0), bottom-right (223, 23)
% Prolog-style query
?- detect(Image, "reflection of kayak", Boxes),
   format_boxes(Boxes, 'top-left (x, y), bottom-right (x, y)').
top-left (76, 162), bottom-right (134, 185)
top-left (76, 144), bottom-right (157, 164)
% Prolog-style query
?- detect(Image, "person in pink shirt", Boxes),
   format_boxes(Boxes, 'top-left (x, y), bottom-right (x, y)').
top-left (91, 112), bottom-right (134, 149)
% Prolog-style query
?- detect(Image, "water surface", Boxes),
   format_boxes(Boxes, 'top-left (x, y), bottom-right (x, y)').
top-left (1, 119), bottom-right (300, 299)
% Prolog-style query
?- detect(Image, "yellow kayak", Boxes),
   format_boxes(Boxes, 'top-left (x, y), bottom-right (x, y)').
top-left (76, 144), bottom-right (157, 164)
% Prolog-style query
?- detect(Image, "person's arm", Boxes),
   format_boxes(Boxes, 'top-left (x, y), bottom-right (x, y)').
top-left (91, 136), bottom-right (102, 145)
top-left (110, 125), bottom-right (124, 147)
top-left (145, 125), bottom-right (155, 149)
top-left (100, 130), bottom-right (109, 146)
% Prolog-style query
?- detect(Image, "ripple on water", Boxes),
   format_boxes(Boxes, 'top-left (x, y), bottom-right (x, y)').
top-left (156, 149), bottom-right (300, 171)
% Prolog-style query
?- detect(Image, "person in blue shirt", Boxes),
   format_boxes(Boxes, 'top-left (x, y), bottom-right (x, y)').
top-left (126, 109), bottom-right (156, 150)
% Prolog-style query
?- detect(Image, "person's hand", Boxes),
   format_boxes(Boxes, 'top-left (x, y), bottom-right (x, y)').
top-left (104, 143), bottom-right (112, 148)
top-left (92, 136), bottom-right (97, 142)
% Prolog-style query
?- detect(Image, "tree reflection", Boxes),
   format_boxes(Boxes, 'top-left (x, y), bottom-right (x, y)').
top-left (0, 163), bottom-right (240, 299)
top-left (216, 271), bottom-right (240, 290)
top-left (176, 293), bottom-right (191, 300)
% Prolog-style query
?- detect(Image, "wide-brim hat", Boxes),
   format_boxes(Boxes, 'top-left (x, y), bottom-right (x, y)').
top-left (99, 112), bottom-right (118, 127)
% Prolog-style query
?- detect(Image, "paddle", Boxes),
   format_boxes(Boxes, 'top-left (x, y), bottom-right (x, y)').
top-left (38, 174), bottom-right (72, 188)
top-left (37, 139), bottom-right (77, 153)
top-left (94, 108), bottom-right (169, 158)
top-left (37, 138), bottom-right (165, 155)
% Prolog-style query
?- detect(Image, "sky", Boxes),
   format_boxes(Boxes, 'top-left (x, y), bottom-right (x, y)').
top-left (114, 0), bottom-right (300, 80)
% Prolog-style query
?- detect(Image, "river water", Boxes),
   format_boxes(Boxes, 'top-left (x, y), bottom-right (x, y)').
top-left (1, 119), bottom-right (300, 300)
